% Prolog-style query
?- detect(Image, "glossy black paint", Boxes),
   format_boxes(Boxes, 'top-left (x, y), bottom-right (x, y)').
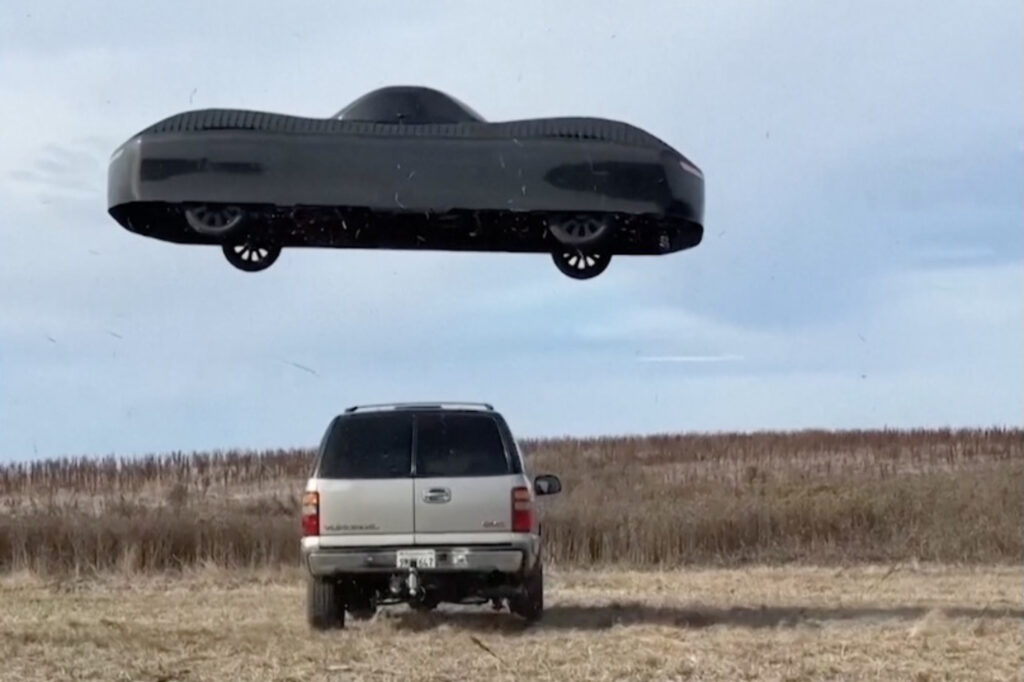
top-left (107, 86), bottom-right (704, 257)
top-left (334, 85), bottom-right (486, 124)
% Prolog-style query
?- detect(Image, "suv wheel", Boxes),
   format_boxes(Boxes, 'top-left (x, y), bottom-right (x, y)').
top-left (307, 577), bottom-right (345, 630)
top-left (510, 562), bottom-right (544, 623)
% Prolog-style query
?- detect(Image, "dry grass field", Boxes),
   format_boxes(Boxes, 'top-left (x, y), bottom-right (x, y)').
top-left (1, 428), bottom-right (1021, 572)
top-left (2, 565), bottom-right (1020, 681)
top-left (1, 429), bottom-right (1021, 680)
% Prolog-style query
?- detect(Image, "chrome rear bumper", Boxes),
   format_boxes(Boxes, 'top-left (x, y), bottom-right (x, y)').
top-left (305, 545), bottom-right (529, 576)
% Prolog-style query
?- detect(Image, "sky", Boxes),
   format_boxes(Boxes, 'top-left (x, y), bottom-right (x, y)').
top-left (0, 0), bottom-right (1021, 461)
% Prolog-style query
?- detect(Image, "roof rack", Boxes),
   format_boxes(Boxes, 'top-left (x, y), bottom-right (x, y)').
top-left (344, 401), bottom-right (494, 414)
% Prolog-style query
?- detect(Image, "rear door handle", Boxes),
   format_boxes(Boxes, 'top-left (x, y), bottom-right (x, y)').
top-left (423, 487), bottom-right (451, 503)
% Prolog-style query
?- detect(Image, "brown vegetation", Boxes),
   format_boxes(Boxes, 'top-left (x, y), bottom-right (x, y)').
top-left (1, 428), bottom-right (1021, 573)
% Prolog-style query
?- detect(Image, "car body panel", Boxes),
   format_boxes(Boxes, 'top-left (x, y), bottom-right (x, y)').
top-left (311, 478), bottom-right (414, 543)
top-left (108, 128), bottom-right (700, 217)
top-left (413, 474), bottom-right (519, 536)
top-left (106, 87), bottom-right (704, 260)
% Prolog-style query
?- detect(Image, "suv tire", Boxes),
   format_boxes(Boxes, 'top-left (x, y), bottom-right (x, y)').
top-left (307, 576), bottom-right (345, 630)
top-left (511, 561), bottom-right (544, 623)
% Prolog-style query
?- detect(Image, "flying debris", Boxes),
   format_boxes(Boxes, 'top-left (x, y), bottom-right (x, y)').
top-left (107, 86), bottom-right (704, 280)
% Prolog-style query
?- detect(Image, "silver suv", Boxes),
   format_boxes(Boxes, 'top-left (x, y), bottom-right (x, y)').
top-left (300, 402), bottom-right (562, 629)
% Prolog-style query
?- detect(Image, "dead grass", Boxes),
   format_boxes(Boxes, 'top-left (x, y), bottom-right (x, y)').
top-left (1, 565), bottom-right (1020, 681)
top-left (1, 428), bottom-right (1021, 572)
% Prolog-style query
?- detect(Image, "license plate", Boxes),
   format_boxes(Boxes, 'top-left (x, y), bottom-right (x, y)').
top-left (396, 549), bottom-right (436, 569)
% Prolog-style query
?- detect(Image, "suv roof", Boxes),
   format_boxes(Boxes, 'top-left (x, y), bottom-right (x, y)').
top-left (343, 401), bottom-right (494, 414)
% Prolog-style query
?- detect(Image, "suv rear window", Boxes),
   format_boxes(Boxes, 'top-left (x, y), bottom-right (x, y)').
top-left (415, 413), bottom-right (510, 477)
top-left (319, 413), bottom-right (412, 478)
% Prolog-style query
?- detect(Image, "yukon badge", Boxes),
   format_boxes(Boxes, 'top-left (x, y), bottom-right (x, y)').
top-left (325, 523), bottom-right (379, 532)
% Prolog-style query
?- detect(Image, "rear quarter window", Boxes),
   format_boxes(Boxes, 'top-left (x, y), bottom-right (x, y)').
top-left (415, 413), bottom-right (511, 477)
top-left (318, 413), bottom-right (412, 478)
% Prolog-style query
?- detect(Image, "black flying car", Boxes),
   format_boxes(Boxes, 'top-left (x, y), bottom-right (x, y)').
top-left (107, 86), bottom-right (704, 280)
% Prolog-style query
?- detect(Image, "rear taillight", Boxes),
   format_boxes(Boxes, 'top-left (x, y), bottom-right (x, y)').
top-left (301, 491), bottom-right (319, 537)
top-left (511, 486), bottom-right (535, 533)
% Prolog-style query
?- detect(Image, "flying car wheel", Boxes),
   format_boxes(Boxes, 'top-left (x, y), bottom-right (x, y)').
top-left (548, 214), bottom-right (611, 247)
top-left (184, 204), bottom-right (245, 237)
top-left (222, 239), bottom-right (281, 272)
top-left (552, 249), bottom-right (611, 280)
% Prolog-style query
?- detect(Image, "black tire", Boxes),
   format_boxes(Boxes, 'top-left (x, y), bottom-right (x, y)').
top-left (307, 577), bottom-right (345, 630)
top-left (222, 240), bottom-right (281, 272)
top-left (552, 249), bottom-right (611, 280)
top-left (510, 562), bottom-right (543, 623)
top-left (548, 214), bottom-right (611, 247)
top-left (184, 204), bottom-right (245, 238)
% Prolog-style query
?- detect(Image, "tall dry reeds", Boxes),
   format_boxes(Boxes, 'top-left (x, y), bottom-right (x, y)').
top-left (0, 428), bottom-right (1020, 573)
